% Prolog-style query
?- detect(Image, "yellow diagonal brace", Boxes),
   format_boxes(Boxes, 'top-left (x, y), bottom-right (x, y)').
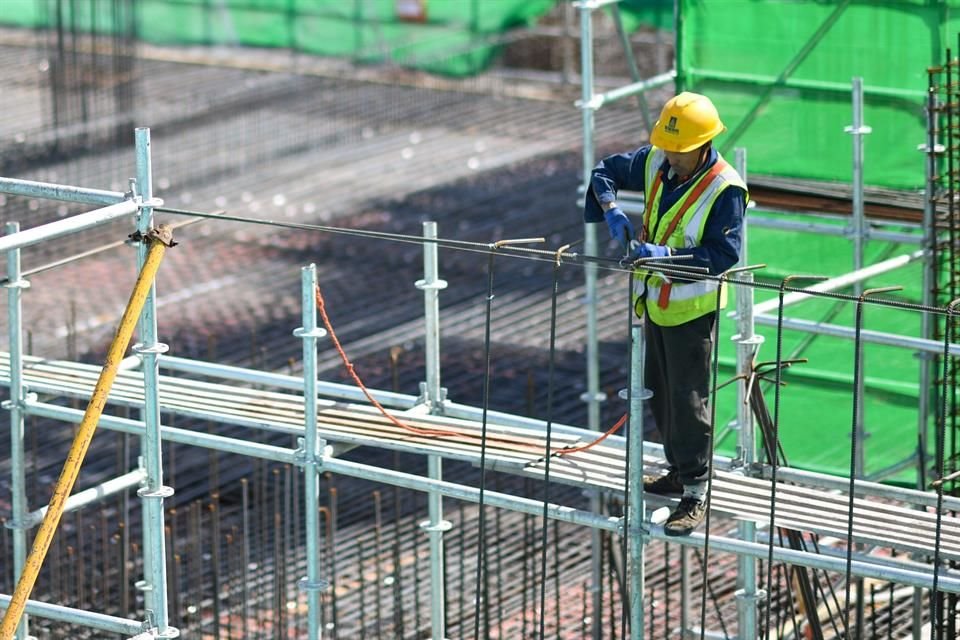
top-left (0, 228), bottom-right (172, 639)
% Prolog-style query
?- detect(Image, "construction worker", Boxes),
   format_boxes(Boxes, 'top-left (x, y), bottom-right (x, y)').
top-left (583, 92), bottom-right (748, 536)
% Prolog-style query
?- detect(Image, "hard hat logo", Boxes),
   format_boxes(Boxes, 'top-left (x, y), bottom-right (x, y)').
top-left (649, 92), bottom-right (726, 153)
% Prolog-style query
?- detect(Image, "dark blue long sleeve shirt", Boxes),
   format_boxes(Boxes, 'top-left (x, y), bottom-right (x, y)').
top-left (584, 145), bottom-right (747, 275)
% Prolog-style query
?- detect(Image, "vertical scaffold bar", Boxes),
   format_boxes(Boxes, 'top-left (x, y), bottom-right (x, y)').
top-left (577, 5), bottom-right (606, 638)
top-left (3, 221), bottom-right (30, 640)
top-left (414, 221), bottom-right (452, 640)
top-left (627, 322), bottom-right (646, 640)
top-left (578, 1), bottom-right (604, 435)
top-left (132, 128), bottom-right (176, 638)
top-left (846, 76), bottom-right (870, 296)
top-left (845, 77), bottom-right (872, 481)
top-left (732, 149), bottom-right (762, 640)
top-left (296, 263), bottom-right (328, 639)
top-left (916, 69), bottom-right (942, 640)
top-left (674, 0), bottom-right (685, 92)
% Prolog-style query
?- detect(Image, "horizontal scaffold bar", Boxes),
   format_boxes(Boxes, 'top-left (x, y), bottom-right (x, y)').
top-left (0, 594), bottom-right (145, 635)
top-left (0, 200), bottom-right (140, 253)
top-left (0, 177), bottom-right (126, 206)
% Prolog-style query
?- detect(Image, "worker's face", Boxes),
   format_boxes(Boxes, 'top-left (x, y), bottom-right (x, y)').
top-left (663, 147), bottom-right (703, 177)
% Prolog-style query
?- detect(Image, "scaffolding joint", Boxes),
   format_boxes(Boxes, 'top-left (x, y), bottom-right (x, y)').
top-left (730, 445), bottom-right (747, 470)
top-left (416, 381), bottom-right (447, 413)
top-left (297, 577), bottom-right (331, 593)
top-left (414, 277), bottom-right (448, 291)
top-left (580, 390), bottom-right (607, 404)
top-left (295, 436), bottom-right (326, 468)
top-left (844, 124), bottom-right (873, 136)
top-left (575, 95), bottom-right (605, 111)
top-left (127, 222), bottom-right (174, 248)
top-left (617, 387), bottom-right (653, 401)
top-left (2, 392), bottom-right (36, 412)
top-left (625, 519), bottom-right (648, 538)
top-left (136, 611), bottom-right (180, 639)
top-left (136, 485), bottom-right (174, 500)
top-left (843, 224), bottom-right (872, 241)
top-left (420, 518), bottom-right (454, 533)
top-left (1, 277), bottom-right (30, 290)
top-left (3, 517), bottom-right (31, 531)
top-left (731, 333), bottom-right (764, 347)
top-left (918, 142), bottom-right (946, 154)
top-left (132, 342), bottom-right (169, 355)
top-left (293, 326), bottom-right (327, 339)
top-left (734, 587), bottom-right (767, 603)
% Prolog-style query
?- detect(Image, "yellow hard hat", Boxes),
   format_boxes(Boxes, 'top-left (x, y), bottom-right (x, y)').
top-left (649, 92), bottom-right (726, 153)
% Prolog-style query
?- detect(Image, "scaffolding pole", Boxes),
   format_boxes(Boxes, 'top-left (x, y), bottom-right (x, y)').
top-left (2, 221), bottom-right (29, 640)
top-left (577, 5), bottom-right (606, 639)
top-left (627, 322), bottom-right (647, 640)
top-left (296, 263), bottom-right (328, 639)
top-left (415, 221), bottom-right (452, 640)
top-left (131, 128), bottom-right (176, 639)
top-left (733, 148), bottom-right (763, 640)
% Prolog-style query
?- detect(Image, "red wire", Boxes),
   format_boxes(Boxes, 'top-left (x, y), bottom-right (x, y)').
top-left (554, 413), bottom-right (627, 456)
top-left (315, 285), bottom-right (464, 438)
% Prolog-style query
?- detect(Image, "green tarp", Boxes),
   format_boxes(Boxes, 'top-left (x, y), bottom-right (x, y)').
top-left (1, 1), bottom-right (674, 75)
top-left (681, 0), bottom-right (960, 190)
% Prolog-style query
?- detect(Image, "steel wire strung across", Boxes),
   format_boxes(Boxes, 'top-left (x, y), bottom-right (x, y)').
top-left (155, 205), bottom-right (956, 319)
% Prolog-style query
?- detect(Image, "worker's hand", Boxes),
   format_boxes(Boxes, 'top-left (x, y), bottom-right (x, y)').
top-left (630, 242), bottom-right (671, 260)
top-left (603, 207), bottom-right (635, 247)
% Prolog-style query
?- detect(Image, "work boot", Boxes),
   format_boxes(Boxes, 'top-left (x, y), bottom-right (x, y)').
top-left (642, 468), bottom-right (683, 497)
top-left (663, 496), bottom-right (707, 537)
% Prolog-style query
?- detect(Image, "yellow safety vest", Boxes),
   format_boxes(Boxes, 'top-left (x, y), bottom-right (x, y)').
top-left (633, 147), bottom-right (748, 326)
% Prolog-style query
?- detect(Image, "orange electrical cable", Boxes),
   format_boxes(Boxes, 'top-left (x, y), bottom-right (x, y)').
top-left (314, 284), bottom-right (629, 460)
top-left (315, 285), bottom-right (466, 439)
top-left (554, 413), bottom-right (627, 456)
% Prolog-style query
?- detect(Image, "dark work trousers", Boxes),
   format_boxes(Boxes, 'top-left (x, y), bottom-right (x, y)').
top-left (644, 311), bottom-right (716, 486)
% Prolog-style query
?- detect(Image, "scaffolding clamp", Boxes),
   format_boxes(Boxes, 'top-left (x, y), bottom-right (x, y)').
top-left (419, 518), bottom-right (453, 533)
top-left (621, 515), bottom-right (650, 538)
top-left (416, 381), bottom-right (448, 413)
top-left (137, 485), bottom-right (174, 500)
top-left (1, 275), bottom-right (30, 290)
top-left (2, 516), bottom-right (30, 531)
top-left (1, 391), bottom-right (37, 412)
top-left (295, 436), bottom-right (326, 468)
top-left (734, 587), bottom-right (767, 604)
top-left (138, 610), bottom-right (180, 638)
top-left (579, 390), bottom-right (607, 404)
top-left (298, 577), bottom-right (331, 593)
top-left (128, 224), bottom-right (177, 248)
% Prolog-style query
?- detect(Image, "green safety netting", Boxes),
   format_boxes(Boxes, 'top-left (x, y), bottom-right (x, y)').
top-left (0, 0), bottom-right (670, 76)
top-left (680, 0), bottom-right (960, 190)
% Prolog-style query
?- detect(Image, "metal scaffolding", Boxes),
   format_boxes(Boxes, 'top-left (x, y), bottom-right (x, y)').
top-left (0, 123), bottom-right (959, 639)
top-left (0, 6), bottom-right (953, 638)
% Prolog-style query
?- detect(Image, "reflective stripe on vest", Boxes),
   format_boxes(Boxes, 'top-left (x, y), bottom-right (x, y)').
top-left (633, 147), bottom-right (747, 327)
